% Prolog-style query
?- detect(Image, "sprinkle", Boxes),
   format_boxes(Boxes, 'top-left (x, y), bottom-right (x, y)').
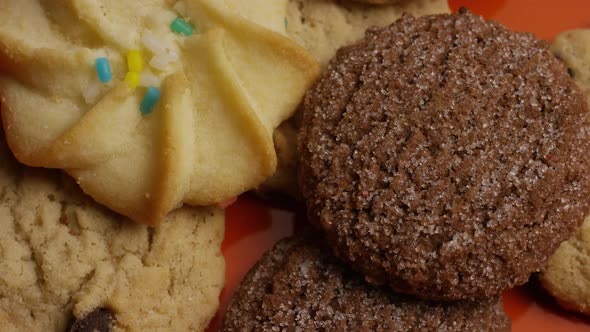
top-left (139, 70), bottom-right (161, 87)
top-left (124, 72), bottom-right (140, 89)
top-left (140, 86), bottom-right (160, 115)
top-left (284, 17), bottom-right (288, 29)
top-left (95, 57), bottom-right (112, 83)
top-left (142, 34), bottom-right (167, 54)
top-left (170, 17), bottom-right (193, 36)
top-left (83, 81), bottom-right (103, 104)
top-left (126, 50), bottom-right (143, 73)
top-left (149, 51), bottom-right (178, 71)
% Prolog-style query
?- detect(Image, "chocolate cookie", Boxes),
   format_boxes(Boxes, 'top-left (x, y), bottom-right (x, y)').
top-left (222, 234), bottom-right (511, 331)
top-left (298, 9), bottom-right (590, 300)
top-left (260, 0), bottom-right (451, 197)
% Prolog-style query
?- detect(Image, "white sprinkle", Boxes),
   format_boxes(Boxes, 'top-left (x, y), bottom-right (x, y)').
top-left (142, 33), bottom-right (167, 54)
top-left (139, 70), bottom-right (161, 87)
top-left (150, 52), bottom-right (176, 71)
top-left (82, 81), bottom-right (102, 104)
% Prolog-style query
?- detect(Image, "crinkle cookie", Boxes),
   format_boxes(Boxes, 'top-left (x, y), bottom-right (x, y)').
top-left (538, 29), bottom-right (590, 316)
top-left (0, 128), bottom-right (225, 331)
top-left (298, 9), bottom-right (590, 300)
top-left (222, 233), bottom-right (511, 332)
top-left (260, 0), bottom-right (450, 196)
top-left (0, 0), bottom-right (319, 225)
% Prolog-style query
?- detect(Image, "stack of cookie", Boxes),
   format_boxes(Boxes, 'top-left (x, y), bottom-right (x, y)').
top-left (0, 0), bottom-right (321, 331)
top-left (223, 7), bottom-right (590, 332)
top-left (2, 0), bottom-right (589, 331)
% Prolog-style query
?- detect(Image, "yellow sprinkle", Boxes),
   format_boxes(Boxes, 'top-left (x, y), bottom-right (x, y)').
top-left (124, 72), bottom-right (140, 89)
top-left (126, 50), bottom-right (143, 72)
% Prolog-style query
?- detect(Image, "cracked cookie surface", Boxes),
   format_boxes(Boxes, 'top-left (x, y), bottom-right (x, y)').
top-left (0, 128), bottom-right (225, 331)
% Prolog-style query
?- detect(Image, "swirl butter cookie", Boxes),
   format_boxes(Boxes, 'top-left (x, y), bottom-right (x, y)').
top-left (0, 0), bottom-right (319, 225)
top-left (260, 0), bottom-right (450, 197)
top-left (0, 128), bottom-right (225, 331)
top-left (222, 233), bottom-right (511, 331)
top-left (538, 29), bottom-right (590, 316)
top-left (298, 9), bottom-right (590, 300)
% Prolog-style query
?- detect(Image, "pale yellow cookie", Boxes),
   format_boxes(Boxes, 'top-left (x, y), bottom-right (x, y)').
top-left (260, 0), bottom-right (450, 196)
top-left (539, 216), bottom-right (590, 315)
top-left (286, 0), bottom-right (450, 67)
top-left (0, 128), bottom-right (225, 331)
top-left (552, 29), bottom-right (590, 106)
top-left (0, 0), bottom-right (319, 225)
top-left (538, 29), bottom-right (590, 316)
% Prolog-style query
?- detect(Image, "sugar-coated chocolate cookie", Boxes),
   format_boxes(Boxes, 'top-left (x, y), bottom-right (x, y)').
top-left (298, 9), bottom-right (590, 300)
top-left (222, 233), bottom-right (511, 331)
top-left (0, 127), bottom-right (225, 331)
top-left (260, 0), bottom-right (450, 197)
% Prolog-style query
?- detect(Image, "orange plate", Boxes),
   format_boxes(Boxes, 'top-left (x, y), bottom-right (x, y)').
top-left (209, 1), bottom-right (590, 331)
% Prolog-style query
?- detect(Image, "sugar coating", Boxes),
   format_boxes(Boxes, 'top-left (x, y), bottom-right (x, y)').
top-left (222, 234), bottom-right (510, 331)
top-left (298, 9), bottom-right (590, 300)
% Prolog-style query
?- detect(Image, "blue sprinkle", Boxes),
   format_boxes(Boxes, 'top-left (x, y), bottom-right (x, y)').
top-left (95, 57), bottom-right (112, 83)
top-left (284, 17), bottom-right (288, 29)
top-left (140, 86), bottom-right (161, 115)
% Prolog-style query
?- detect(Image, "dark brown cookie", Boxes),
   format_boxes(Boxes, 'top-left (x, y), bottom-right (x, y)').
top-left (298, 9), bottom-right (590, 300)
top-left (222, 233), bottom-right (511, 331)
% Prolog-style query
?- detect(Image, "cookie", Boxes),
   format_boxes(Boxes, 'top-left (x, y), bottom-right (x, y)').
top-left (352, 0), bottom-right (400, 4)
top-left (539, 216), bottom-right (590, 316)
top-left (222, 233), bottom-right (511, 331)
top-left (0, 0), bottom-right (319, 225)
top-left (537, 29), bottom-right (590, 316)
top-left (0, 127), bottom-right (225, 331)
top-left (552, 29), bottom-right (590, 97)
top-left (286, 0), bottom-right (450, 68)
top-left (298, 9), bottom-right (590, 300)
top-left (259, 0), bottom-right (450, 196)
